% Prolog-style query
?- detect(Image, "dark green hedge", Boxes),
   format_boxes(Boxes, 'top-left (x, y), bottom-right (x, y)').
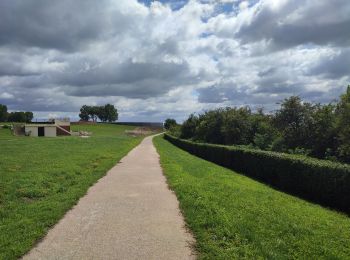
top-left (164, 134), bottom-right (350, 214)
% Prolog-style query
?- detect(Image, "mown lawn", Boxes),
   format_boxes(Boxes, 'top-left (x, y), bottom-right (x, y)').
top-left (0, 124), bottom-right (143, 260)
top-left (154, 135), bottom-right (350, 259)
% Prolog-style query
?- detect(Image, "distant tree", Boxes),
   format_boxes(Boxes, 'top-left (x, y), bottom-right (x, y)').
top-left (336, 85), bottom-right (350, 162)
top-left (309, 103), bottom-right (337, 158)
top-left (221, 107), bottom-right (252, 145)
top-left (79, 104), bottom-right (118, 122)
top-left (195, 109), bottom-right (225, 144)
top-left (96, 106), bottom-right (107, 122)
top-left (24, 112), bottom-right (33, 123)
top-left (0, 104), bottom-right (7, 122)
top-left (164, 118), bottom-right (177, 130)
top-left (274, 96), bottom-right (314, 149)
top-left (79, 105), bottom-right (90, 121)
top-left (7, 112), bottom-right (27, 122)
top-left (103, 104), bottom-right (118, 122)
top-left (89, 106), bottom-right (99, 122)
top-left (250, 110), bottom-right (277, 150)
top-left (180, 114), bottom-right (199, 139)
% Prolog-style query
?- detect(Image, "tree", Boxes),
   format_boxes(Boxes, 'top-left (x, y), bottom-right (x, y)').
top-left (7, 112), bottom-right (26, 122)
top-left (180, 114), bottom-right (199, 139)
top-left (79, 104), bottom-right (118, 122)
top-left (274, 96), bottom-right (315, 149)
top-left (221, 107), bottom-right (252, 145)
top-left (89, 106), bottom-right (100, 122)
top-left (194, 109), bottom-right (225, 144)
top-left (336, 85), bottom-right (350, 162)
top-left (164, 118), bottom-right (177, 130)
top-left (103, 104), bottom-right (118, 122)
top-left (250, 111), bottom-right (277, 150)
top-left (0, 104), bottom-right (7, 122)
top-left (79, 105), bottom-right (90, 121)
top-left (309, 103), bottom-right (337, 158)
top-left (24, 112), bottom-right (33, 123)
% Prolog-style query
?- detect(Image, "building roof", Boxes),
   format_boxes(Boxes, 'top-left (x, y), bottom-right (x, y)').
top-left (25, 124), bottom-right (57, 127)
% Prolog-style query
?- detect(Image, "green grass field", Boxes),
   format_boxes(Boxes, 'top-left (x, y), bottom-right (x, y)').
top-left (154, 135), bottom-right (350, 259)
top-left (0, 124), bottom-right (143, 260)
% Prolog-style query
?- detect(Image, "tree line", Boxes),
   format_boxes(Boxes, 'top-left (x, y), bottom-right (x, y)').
top-left (79, 104), bottom-right (118, 122)
top-left (166, 85), bottom-right (350, 163)
top-left (0, 104), bottom-right (33, 123)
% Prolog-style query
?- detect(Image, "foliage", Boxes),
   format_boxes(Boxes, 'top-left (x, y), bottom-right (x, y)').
top-left (0, 104), bottom-right (34, 123)
top-left (0, 104), bottom-right (8, 121)
top-left (79, 105), bottom-right (90, 121)
top-left (164, 134), bottom-right (350, 214)
top-left (0, 124), bottom-right (143, 259)
top-left (154, 135), bottom-right (350, 259)
top-left (274, 96), bottom-right (315, 149)
top-left (163, 118), bottom-right (177, 130)
top-left (79, 104), bottom-right (118, 122)
top-left (179, 86), bottom-right (350, 162)
top-left (180, 113), bottom-right (198, 139)
top-left (336, 85), bottom-right (350, 162)
top-left (0, 104), bottom-right (33, 123)
top-left (7, 111), bottom-right (33, 122)
top-left (168, 124), bottom-right (181, 137)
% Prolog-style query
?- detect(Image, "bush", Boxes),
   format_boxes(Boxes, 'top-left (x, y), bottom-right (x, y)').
top-left (164, 134), bottom-right (350, 214)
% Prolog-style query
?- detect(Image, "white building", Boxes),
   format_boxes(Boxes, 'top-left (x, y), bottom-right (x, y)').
top-left (24, 119), bottom-right (71, 137)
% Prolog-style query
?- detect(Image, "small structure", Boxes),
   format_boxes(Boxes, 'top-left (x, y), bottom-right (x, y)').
top-left (24, 118), bottom-right (71, 137)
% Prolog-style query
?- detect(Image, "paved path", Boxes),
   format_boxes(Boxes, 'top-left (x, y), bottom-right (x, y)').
top-left (24, 135), bottom-right (195, 260)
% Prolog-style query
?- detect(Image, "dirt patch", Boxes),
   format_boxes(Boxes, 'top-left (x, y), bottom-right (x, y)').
top-left (125, 127), bottom-right (159, 136)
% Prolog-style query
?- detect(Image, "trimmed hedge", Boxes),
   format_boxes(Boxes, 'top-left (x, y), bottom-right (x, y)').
top-left (164, 134), bottom-right (350, 214)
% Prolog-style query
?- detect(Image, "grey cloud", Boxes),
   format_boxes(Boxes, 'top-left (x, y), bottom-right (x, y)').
top-left (0, 53), bottom-right (39, 76)
top-left (197, 85), bottom-right (251, 104)
top-left (0, 0), bottom-right (348, 121)
top-left (236, 0), bottom-right (350, 50)
top-left (56, 60), bottom-right (190, 87)
top-left (0, 0), bottom-right (136, 52)
top-left (308, 49), bottom-right (350, 79)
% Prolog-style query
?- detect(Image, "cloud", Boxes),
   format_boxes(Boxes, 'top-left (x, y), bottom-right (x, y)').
top-left (0, 0), bottom-right (349, 121)
top-left (208, 0), bottom-right (350, 50)
top-left (308, 48), bottom-right (350, 79)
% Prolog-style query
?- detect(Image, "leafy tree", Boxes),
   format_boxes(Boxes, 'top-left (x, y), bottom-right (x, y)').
top-left (274, 96), bottom-right (315, 149)
top-left (164, 118), bottom-right (177, 130)
top-left (0, 104), bottom-right (7, 122)
top-left (221, 107), bottom-right (252, 145)
top-left (251, 116), bottom-right (277, 150)
top-left (335, 85), bottom-right (350, 162)
top-left (177, 86), bottom-right (350, 163)
top-left (102, 104), bottom-right (118, 122)
top-left (180, 114), bottom-right (199, 139)
top-left (168, 124), bottom-right (181, 137)
top-left (89, 106), bottom-right (100, 122)
top-left (195, 109), bottom-right (225, 144)
top-left (24, 112), bottom-right (33, 123)
top-left (79, 104), bottom-right (118, 122)
top-left (309, 103), bottom-right (337, 158)
top-left (7, 111), bottom-right (32, 122)
top-left (79, 105), bottom-right (90, 121)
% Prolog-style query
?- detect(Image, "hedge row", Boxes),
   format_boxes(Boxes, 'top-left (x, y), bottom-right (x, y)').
top-left (164, 134), bottom-right (350, 214)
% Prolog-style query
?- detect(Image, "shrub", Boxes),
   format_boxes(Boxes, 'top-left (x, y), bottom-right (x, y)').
top-left (164, 118), bottom-right (177, 130)
top-left (164, 134), bottom-right (350, 214)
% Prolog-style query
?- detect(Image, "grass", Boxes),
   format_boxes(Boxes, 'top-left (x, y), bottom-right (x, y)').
top-left (0, 124), bottom-right (143, 260)
top-left (154, 135), bottom-right (350, 259)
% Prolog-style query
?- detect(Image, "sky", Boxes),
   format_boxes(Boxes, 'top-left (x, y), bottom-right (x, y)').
top-left (0, 0), bottom-right (349, 122)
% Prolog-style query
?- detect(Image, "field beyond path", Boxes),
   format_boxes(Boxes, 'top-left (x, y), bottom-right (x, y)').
top-left (23, 135), bottom-right (195, 260)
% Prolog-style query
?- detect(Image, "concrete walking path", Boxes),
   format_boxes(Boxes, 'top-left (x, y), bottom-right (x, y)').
top-left (23, 135), bottom-right (195, 260)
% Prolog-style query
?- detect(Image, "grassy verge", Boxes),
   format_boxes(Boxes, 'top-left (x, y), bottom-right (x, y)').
top-left (154, 135), bottom-right (350, 259)
top-left (0, 124), bottom-right (143, 259)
